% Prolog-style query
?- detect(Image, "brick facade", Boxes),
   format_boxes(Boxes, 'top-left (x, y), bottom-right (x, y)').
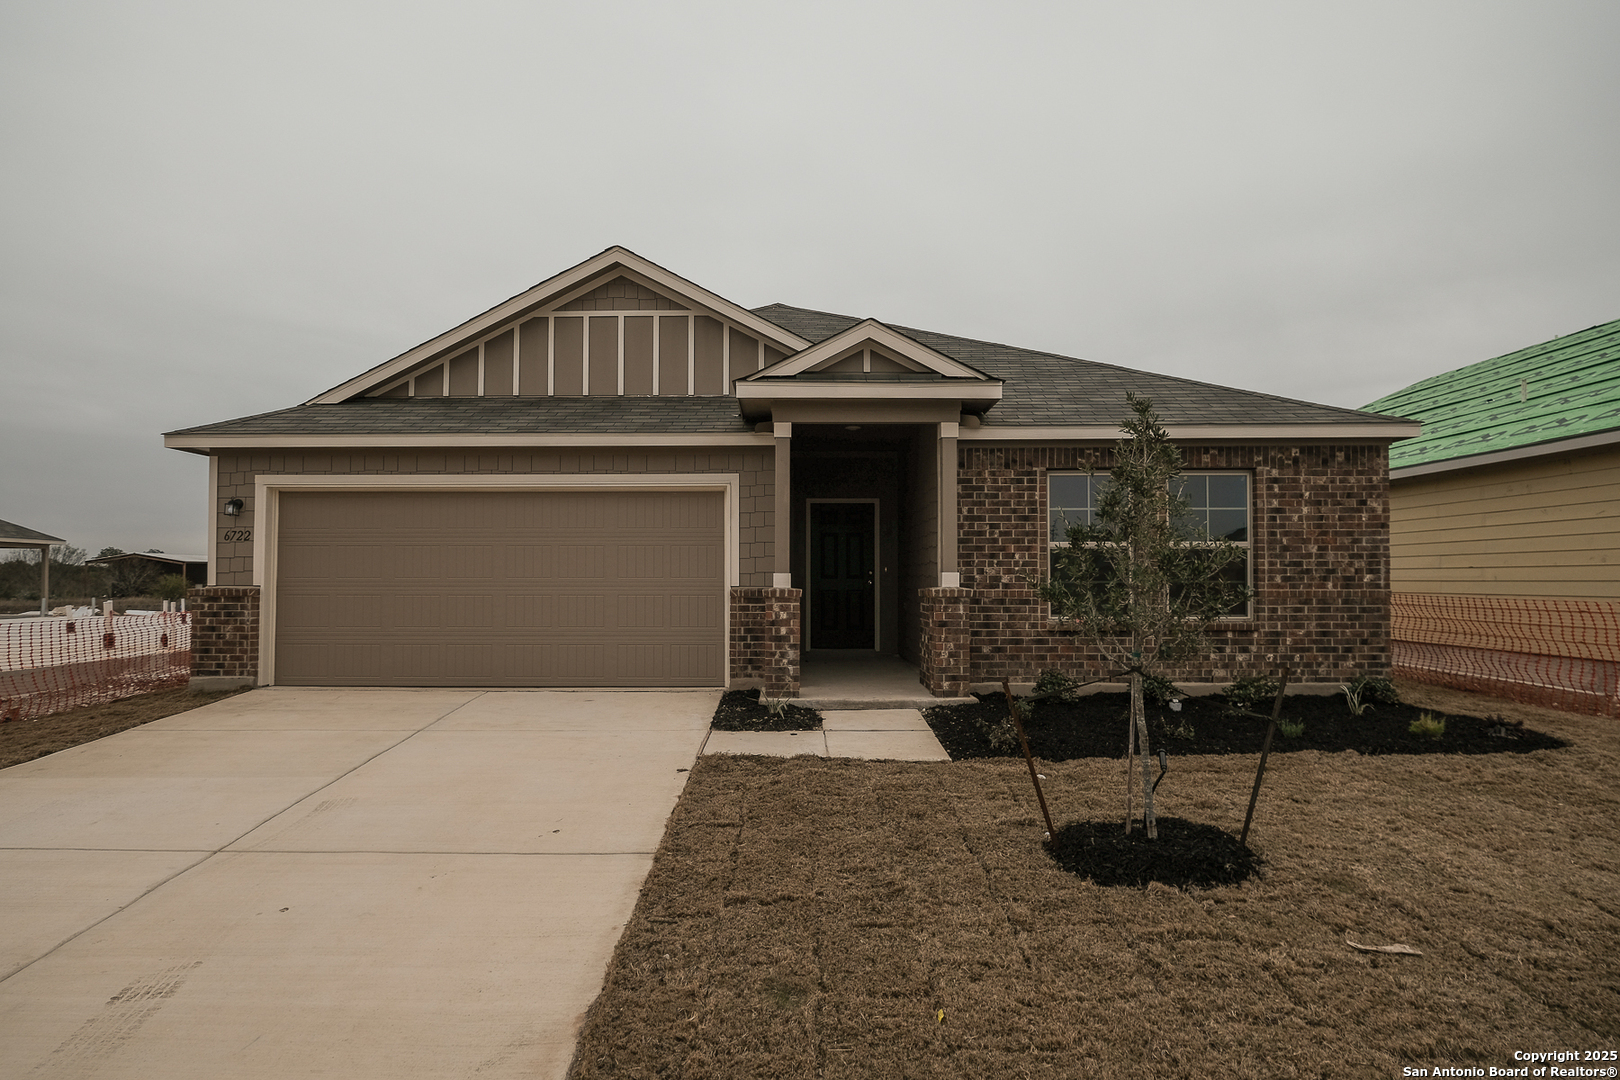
top-left (955, 442), bottom-right (1393, 687)
top-left (919, 587), bottom-right (973, 695)
top-left (729, 587), bottom-right (801, 696)
top-left (188, 586), bottom-right (261, 681)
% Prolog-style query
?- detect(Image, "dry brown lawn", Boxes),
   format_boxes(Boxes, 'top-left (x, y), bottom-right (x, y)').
top-left (0, 685), bottom-right (248, 769)
top-left (570, 682), bottom-right (1620, 1079)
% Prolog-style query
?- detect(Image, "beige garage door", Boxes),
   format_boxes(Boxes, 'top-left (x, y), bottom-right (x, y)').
top-left (273, 489), bottom-right (726, 687)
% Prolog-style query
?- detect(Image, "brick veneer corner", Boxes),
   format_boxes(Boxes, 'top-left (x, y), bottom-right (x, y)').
top-left (730, 587), bottom-right (801, 696)
top-left (919, 587), bottom-right (973, 696)
top-left (188, 586), bottom-right (260, 680)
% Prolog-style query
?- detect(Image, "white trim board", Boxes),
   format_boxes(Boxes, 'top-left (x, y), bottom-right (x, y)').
top-left (957, 423), bottom-right (1421, 441)
top-left (166, 432), bottom-right (773, 454)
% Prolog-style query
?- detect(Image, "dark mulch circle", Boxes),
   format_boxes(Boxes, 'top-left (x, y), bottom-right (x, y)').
top-left (1045, 816), bottom-right (1261, 888)
top-left (710, 688), bottom-right (823, 731)
top-left (924, 691), bottom-right (1569, 762)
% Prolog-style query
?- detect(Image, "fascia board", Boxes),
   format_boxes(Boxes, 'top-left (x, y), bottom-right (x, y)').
top-left (1389, 427), bottom-right (1620, 480)
top-left (164, 432), bottom-right (772, 453)
top-left (746, 320), bottom-right (991, 381)
top-left (307, 247), bottom-right (812, 405)
top-left (959, 423), bottom-right (1423, 441)
top-left (735, 382), bottom-right (1003, 401)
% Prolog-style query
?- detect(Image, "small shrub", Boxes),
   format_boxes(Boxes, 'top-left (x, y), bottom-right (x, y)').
top-left (1032, 669), bottom-right (1081, 700)
top-left (1168, 718), bottom-right (1196, 741)
top-left (977, 715), bottom-right (1020, 753)
top-left (1141, 672), bottom-right (1182, 706)
top-left (763, 697), bottom-right (789, 718)
top-left (1347, 675), bottom-right (1400, 706)
top-left (1409, 712), bottom-right (1446, 741)
top-left (1224, 674), bottom-right (1281, 713)
top-left (1277, 718), bottom-right (1305, 739)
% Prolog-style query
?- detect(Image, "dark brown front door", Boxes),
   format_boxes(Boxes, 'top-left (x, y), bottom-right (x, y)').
top-left (809, 501), bottom-right (875, 649)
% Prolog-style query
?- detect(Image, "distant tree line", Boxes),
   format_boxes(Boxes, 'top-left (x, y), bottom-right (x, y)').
top-left (0, 546), bottom-right (190, 603)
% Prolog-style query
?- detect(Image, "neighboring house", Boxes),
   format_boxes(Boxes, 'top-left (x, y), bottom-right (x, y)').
top-left (164, 246), bottom-right (1417, 695)
top-left (1363, 317), bottom-right (1620, 717)
top-left (0, 519), bottom-right (65, 615)
top-left (86, 552), bottom-right (209, 588)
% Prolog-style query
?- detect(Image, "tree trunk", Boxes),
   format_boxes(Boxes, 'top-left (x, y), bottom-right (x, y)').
top-left (1132, 671), bottom-right (1158, 839)
top-left (1124, 696), bottom-right (1136, 834)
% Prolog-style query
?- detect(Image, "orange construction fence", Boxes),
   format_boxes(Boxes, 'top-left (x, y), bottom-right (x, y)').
top-left (1392, 593), bottom-right (1619, 718)
top-left (0, 611), bottom-right (191, 721)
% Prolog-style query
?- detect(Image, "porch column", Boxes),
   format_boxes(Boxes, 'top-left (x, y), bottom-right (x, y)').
top-left (773, 421), bottom-right (792, 588)
top-left (938, 421), bottom-right (959, 588)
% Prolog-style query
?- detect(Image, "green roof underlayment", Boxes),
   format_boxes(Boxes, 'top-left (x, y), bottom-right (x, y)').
top-left (1363, 317), bottom-right (1620, 470)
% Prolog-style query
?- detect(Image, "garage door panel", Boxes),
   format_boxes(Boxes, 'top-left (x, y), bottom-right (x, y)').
top-left (274, 490), bottom-right (726, 686)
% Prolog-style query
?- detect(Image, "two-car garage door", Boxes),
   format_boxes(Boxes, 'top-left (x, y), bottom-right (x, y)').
top-left (271, 489), bottom-right (726, 687)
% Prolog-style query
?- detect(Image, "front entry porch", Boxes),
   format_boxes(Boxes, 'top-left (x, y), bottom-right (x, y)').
top-left (797, 651), bottom-right (974, 710)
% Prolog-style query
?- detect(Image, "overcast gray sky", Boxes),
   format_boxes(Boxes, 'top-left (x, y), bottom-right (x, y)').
top-left (3, 0), bottom-right (1617, 558)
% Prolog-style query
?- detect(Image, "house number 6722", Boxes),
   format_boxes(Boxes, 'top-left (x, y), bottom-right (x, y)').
top-left (223, 529), bottom-right (253, 542)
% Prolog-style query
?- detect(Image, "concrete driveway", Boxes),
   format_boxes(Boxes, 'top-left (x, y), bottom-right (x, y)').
top-left (0, 687), bottom-right (716, 1079)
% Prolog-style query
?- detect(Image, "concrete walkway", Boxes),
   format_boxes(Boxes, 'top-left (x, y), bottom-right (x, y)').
top-left (702, 708), bottom-right (951, 760)
top-left (0, 687), bottom-right (716, 1079)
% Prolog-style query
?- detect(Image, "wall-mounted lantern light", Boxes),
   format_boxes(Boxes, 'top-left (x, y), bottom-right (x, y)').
top-left (223, 498), bottom-right (245, 517)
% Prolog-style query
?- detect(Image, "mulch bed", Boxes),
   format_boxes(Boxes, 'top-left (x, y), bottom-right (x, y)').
top-left (924, 690), bottom-right (1569, 761)
top-left (711, 688), bottom-right (823, 731)
top-left (1045, 815), bottom-right (1261, 888)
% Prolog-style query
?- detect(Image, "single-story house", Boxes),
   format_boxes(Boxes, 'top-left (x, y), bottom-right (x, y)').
top-left (1363, 317), bottom-right (1620, 717)
top-left (86, 551), bottom-right (210, 587)
top-left (164, 246), bottom-right (1418, 695)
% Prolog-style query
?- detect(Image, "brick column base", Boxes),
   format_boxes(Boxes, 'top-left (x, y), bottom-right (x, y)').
top-left (920, 587), bottom-right (972, 696)
top-left (188, 586), bottom-right (260, 689)
top-left (730, 587), bottom-right (801, 697)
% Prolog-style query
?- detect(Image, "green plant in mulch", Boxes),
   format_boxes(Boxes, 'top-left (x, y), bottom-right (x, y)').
top-left (1223, 674), bottom-right (1281, 713)
top-left (1341, 675), bottom-right (1400, 717)
top-left (1409, 712), bottom-right (1446, 741)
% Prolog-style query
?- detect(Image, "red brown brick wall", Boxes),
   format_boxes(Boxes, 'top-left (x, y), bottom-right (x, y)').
top-left (957, 443), bottom-right (1393, 686)
top-left (730, 587), bottom-right (801, 696)
top-left (188, 586), bottom-right (260, 680)
top-left (919, 588), bottom-right (973, 696)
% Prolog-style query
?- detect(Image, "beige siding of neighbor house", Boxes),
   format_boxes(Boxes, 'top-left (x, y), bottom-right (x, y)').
top-left (209, 447), bottom-right (777, 588)
top-left (1389, 444), bottom-right (1620, 599)
top-left (371, 274), bottom-right (785, 400)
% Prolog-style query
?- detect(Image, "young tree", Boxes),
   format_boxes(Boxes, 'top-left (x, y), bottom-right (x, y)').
top-left (1037, 394), bottom-right (1252, 838)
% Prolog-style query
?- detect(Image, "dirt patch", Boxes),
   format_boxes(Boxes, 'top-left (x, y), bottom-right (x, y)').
top-left (0, 686), bottom-right (249, 770)
top-left (924, 683), bottom-right (1568, 761)
top-left (711, 688), bottom-right (823, 731)
top-left (570, 695), bottom-right (1617, 1078)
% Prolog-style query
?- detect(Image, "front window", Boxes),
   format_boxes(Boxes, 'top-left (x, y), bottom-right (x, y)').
top-left (1049, 471), bottom-right (1252, 618)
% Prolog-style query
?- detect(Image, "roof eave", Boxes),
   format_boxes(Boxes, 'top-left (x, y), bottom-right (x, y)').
top-left (960, 421), bottom-right (1423, 442)
top-left (1390, 427), bottom-right (1620, 480)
